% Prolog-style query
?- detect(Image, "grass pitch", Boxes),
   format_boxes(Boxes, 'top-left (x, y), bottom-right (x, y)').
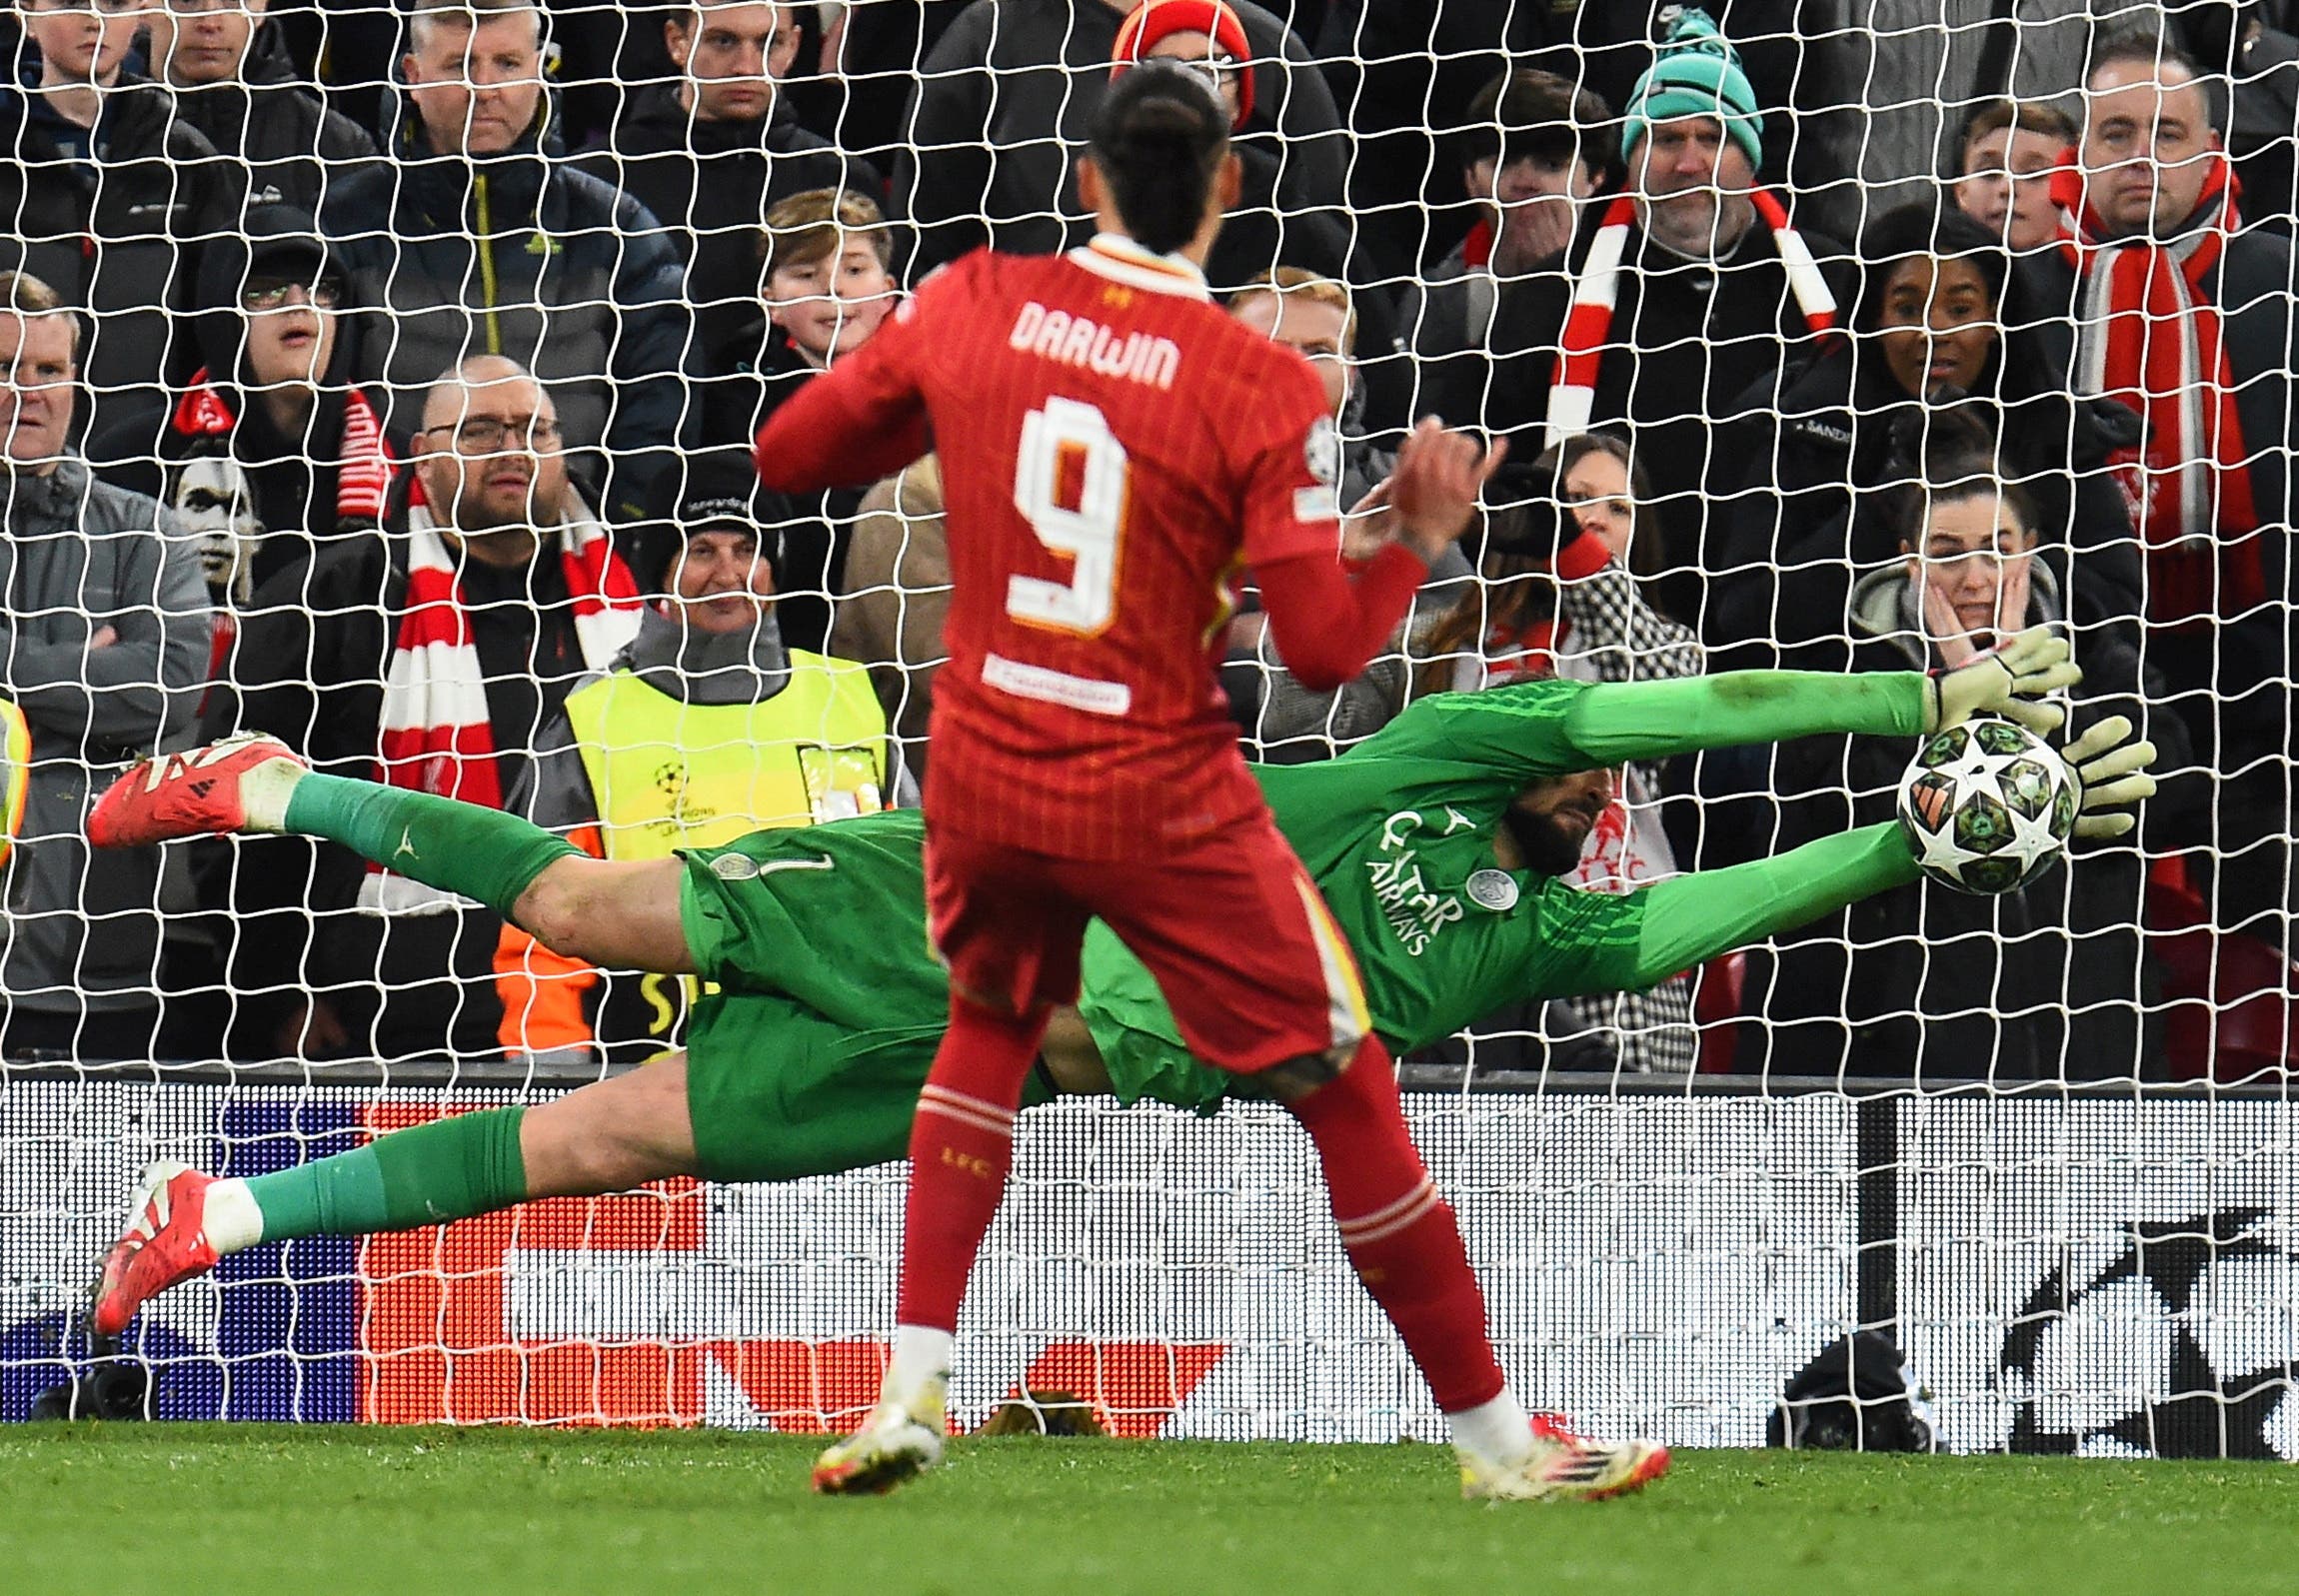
top-left (0, 1425), bottom-right (2285, 1596)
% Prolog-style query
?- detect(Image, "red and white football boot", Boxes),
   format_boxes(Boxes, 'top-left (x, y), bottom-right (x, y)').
top-left (90, 1161), bottom-right (224, 1337)
top-left (87, 734), bottom-right (307, 848)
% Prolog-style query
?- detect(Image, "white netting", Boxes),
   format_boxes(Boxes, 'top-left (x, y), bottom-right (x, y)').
top-left (2, 2), bottom-right (2296, 1450)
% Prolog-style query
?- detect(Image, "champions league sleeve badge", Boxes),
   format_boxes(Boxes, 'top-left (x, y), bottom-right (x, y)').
top-left (1465, 868), bottom-right (1519, 912)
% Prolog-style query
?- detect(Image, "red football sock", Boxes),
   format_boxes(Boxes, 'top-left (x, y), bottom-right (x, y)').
top-left (893, 994), bottom-right (1047, 1332)
top-left (1284, 1036), bottom-right (1508, 1414)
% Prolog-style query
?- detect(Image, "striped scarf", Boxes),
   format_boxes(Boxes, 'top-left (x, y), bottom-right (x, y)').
top-left (1545, 189), bottom-right (1837, 449)
top-left (365, 487), bottom-right (642, 912)
top-left (170, 373), bottom-right (396, 527)
top-left (2056, 152), bottom-right (2262, 626)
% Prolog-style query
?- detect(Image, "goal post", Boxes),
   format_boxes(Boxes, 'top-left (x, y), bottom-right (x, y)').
top-left (2, 3), bottom-right (2295, 1456)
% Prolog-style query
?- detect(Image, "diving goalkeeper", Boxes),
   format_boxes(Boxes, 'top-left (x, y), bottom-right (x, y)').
top-left (85, 648), bottom-right (2151, 1345)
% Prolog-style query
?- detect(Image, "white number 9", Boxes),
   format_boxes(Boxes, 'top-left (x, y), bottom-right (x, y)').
top-left (1010, 396), bottom-right (1130, 636)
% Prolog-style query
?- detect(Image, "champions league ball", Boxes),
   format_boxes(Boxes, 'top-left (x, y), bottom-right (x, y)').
top-left (1897, 719), bottom-right (2079, 894)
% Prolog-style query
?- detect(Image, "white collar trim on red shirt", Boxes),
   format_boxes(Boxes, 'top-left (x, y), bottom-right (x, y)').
top-left (1070, 233), bottom-right (1211, 301)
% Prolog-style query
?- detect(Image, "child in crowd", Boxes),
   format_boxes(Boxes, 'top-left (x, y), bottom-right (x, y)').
top-left (710, 186), bottom-right (901, 651)
top-left (1951, 98), bottom-right (2076, 253)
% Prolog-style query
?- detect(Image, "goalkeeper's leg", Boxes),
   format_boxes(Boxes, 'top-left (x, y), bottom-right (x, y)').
top-left (90, 998), bottom-right (972, 1337)
top-left (89, 1057), bottom-right (701, 1336)
top-left (89, 734), bottom-right (692, 973)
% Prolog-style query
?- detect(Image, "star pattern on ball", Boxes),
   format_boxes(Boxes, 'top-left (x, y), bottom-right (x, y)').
top-left (1995, 797), bottom-right (2066, 875)
top-left (1915, 809), bottom-right (1978, 878)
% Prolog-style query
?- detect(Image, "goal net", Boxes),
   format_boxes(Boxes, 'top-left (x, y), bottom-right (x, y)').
top-left (2, 1), bottom-right (2296, 1458)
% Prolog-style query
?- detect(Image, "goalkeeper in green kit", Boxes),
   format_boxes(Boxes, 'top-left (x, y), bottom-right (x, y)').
top-left (83, 634), bottom-right (2153, 1342)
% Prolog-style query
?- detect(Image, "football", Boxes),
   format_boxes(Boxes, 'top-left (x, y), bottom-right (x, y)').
top-left (1897, 719), bottom-right (2079, 894)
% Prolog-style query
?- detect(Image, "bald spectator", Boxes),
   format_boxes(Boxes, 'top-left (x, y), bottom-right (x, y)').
top-left (145, 0), bottom-right (378, 214)
top-left (578, 2), bottom-right (881, 361)
top-left (2033, 31), bottom-right (2298, 950)
top-left (319, 0), bottom-right (691, 521)
top-left (200, 356), bottom-right (643, 1060)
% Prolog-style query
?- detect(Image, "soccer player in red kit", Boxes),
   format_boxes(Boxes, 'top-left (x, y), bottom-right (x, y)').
top-left (754, 63), bottom-right (1669, 1503)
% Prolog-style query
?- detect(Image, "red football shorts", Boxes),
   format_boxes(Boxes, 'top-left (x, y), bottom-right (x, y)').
top-left (924, 810), bottom-right (1371, 1074)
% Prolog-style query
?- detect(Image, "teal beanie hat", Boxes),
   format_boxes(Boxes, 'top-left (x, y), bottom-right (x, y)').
top-left (1621, 8), bottom-right (1763, 171)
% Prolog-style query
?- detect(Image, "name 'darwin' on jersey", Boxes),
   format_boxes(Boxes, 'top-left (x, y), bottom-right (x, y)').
top-left (1010, 302), bottom-right (1181, 391)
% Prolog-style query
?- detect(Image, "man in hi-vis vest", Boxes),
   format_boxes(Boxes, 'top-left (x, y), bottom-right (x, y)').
top-left (498, 446), bottom-right (908, 1063)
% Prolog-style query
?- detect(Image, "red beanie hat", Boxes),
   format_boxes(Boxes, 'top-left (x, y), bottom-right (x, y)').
top-left (1110, 0), bottom-right (1255, 130)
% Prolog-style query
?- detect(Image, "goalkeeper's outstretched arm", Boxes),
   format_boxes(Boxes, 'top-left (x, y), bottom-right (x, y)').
top-left (1432, 628), bottom-right (2081, 778)
top-left (1543, 716), bottom-right (2158, 997)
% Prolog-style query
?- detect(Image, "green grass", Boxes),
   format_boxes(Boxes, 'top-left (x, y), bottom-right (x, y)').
top-left (0, 1426), bottom-right (2287, 1596)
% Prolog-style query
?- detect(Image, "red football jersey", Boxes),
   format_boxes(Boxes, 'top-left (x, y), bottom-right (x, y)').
top-left (758, 236), bottom-right (1351, 859)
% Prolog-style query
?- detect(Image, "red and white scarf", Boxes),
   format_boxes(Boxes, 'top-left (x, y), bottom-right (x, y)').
top-left (170, 372), bottom-right (396, 527)
top-left (1545, 189), bottom-right (1837, 448)
top-left (2055, 151), bottom-right (2263, 626)
top-left (365, 485), bottom-right (642, 910)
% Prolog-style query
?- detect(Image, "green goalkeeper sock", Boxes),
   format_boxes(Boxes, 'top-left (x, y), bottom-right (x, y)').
top-left (280, 772), bottom-right (579, 921)
top-left (233, 1106), bottom-right (530, 1245)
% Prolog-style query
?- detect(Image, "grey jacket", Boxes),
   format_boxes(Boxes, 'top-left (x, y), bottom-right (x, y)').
top-left (0, 460), bottom-right (212, 1013)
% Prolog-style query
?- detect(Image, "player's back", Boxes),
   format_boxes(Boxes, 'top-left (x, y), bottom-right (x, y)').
top-left (909, 240), bottom-right (1343, 860)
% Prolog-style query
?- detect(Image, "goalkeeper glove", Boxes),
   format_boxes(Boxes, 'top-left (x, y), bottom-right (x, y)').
top-left (1923, 626), bottom-right (2083, 736)
top-left (2062, 715), bottom-right (2158, 839)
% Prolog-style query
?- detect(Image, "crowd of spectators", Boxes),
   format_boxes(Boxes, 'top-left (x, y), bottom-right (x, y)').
top-left (1, 0), bottom-right (2293, 1087)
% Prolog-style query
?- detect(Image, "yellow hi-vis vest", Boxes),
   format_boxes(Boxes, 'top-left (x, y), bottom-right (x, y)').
top-left (564, 650), bottom-right (890, 861)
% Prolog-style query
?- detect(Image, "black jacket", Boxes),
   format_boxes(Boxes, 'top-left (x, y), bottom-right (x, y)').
top-left (87, 207), bottom-right (389, 601)
top-left (167, 23), bottom-right (377, 214)
top-left (1458, 202), bottom-right (1853, 622)
top-left (898, 0), bottom-right (1350, 278)
top-left (1710, 326), bottom-right (2151, 672)
top-left (318, 83), bottom-right (693, 519)
top-left (2024, 226), bottom-right (2299, 771)
top-left (0, 71), bottom-right (237, 435)
top-left (578, 85), bottom-right (880, 359)
top-left (704, 328), bottom-right (859, 655)
top-left (1741, 566), bottom-right (2193, 1083)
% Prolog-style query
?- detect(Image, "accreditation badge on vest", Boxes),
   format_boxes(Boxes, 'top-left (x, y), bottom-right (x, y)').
top-left (799, 746), bottom-right (885, 823)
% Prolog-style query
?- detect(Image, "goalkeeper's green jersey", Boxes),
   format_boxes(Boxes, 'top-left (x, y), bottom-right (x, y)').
top-left (1073, 675), bottom-right (1928, 1110)
top-left (679, 673), bottom-right (1929, 1120)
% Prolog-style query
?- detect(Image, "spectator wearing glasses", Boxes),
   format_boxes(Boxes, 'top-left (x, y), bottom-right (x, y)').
top-left (198, 355), bottom-right (643, 1061)
top-left (1106, 2), bottom-right (1399, 426)
top-left (1, 0), bottom-right (239, 435)
top-left (2030, 31), bottom-right (2299, 951)
top-left (144, 0), bottom-right (379, 215)
top-left (90, 208), bottom-right (396, 613)
top-left (318, 0), bottom-right (691, 522)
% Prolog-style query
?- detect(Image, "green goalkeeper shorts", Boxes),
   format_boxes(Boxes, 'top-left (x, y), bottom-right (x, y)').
top-left (676, 817), bottom-right (951, 1032)
top-left (683, 993), bottom-right (949, 1183)
top-left (674, 818), bottom-right (1239, 1183)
